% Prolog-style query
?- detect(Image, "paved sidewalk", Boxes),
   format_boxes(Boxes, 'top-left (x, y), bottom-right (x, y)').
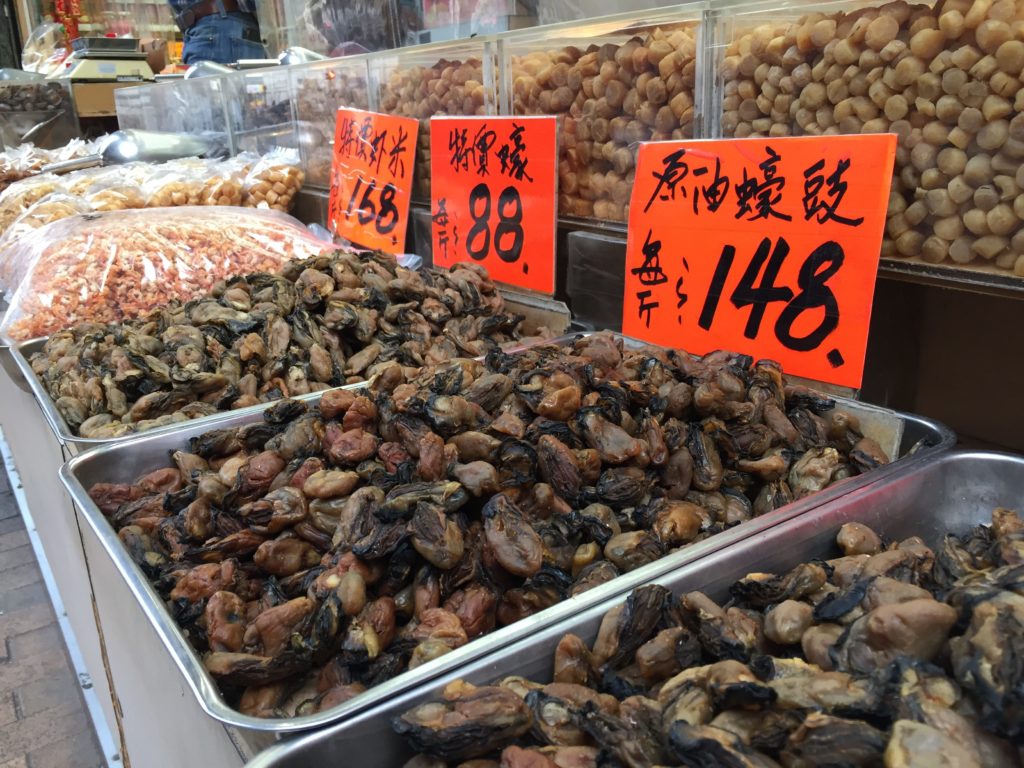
top-left (0, 469), bottom-right (103, 768)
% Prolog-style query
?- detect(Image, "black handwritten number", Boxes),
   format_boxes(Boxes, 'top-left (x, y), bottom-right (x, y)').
top-left (356, 178), bottom-right (378, 225)
top-left (465, 183), bottom-right (524, 263)
top-left (775, 241), bottom-right (843, 351)
top-left (695, 238), bottom-right (842, 352)
top-left (377, 183), bottom-right (399, 235)
top-left (345, 177), bottom-right (401, 237)
top-left (730, 237), bottom-right (795, 339)
top-left (346, 176), bottom-right (363, 218)
top-left (494, 186), bottom-right (524, 263)
top-left (697, 244), bottom-right (734, 331)
top-left (466, 182), bottom-right (492, 260)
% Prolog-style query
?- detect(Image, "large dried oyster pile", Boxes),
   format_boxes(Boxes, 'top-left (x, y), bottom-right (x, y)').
top-left (30, 251), bottom-right (525, 438)
top-left (86, 333), bottom-right (889, 718)
top-left (395, 507), bottom-right (1024, 767)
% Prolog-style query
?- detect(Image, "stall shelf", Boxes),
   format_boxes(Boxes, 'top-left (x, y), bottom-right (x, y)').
top-left (54, 335), bottom-right (950, 738)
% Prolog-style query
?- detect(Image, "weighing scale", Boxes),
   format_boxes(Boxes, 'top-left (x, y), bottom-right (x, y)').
top-left (59, 38), bottom-right (155, 120)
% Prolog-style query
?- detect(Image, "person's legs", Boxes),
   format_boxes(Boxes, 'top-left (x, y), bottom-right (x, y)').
top-left (182, 11), bottom-right (266, 65)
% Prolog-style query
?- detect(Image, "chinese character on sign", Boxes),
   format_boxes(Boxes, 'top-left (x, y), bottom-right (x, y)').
top-left (632, 229), bottom-right (669, 286)
top-left (645, 148), bottom-right (690, 212)
top-left (433, 197), bottom-right (451, 261)
top-left (449, 128), bottom-right (474, 172)
top-left (636, 289), bottom-right (659, 329)
top-left (734, 146), bottom-right (792, 222)
top-left (387, 125), bottom-right (411, 179)
top-left (336, 116), bottom-right (359, 159)
top-left (359, 117), bottom-right (388, 173)
top-left (692, 157), bottom-right (729, 214)
top-left (496, 123), bottom-right (534, 182)
top-left (802, 158), bottom-right (864, 227)
top-left (645, 149), bottom-right (730, 215)
top-left (473, 123), bottom-right (497, 176)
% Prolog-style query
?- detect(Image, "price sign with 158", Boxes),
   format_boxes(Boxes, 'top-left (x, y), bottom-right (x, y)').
top-left (623, 135), bottom-right (897, 388)
top-left (328, 107), bottom-right (419, 254)
top-left (430, 115), bottom-right (558, 294)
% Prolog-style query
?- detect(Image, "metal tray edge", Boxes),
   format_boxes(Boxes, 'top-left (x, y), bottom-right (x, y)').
top-left (245, 447), bottom-right (1015, 767)
top-left (60, 412), bottom-right (950, 734)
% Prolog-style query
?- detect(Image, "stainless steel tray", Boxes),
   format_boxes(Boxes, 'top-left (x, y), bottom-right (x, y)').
top-left (13, 291), bottom-right (570, 451)
top-left (12, 337), bottom-right (338, 452)
top-left (59, 373), bottom-right (952, 734)
top-left (247, 448), bottom-right (1016, 766)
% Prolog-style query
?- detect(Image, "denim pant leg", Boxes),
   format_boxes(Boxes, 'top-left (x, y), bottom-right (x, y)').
top-left (182, 12), bottom-right (266, 65)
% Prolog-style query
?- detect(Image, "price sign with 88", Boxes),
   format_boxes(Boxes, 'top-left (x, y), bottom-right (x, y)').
top-left (623, 135), bottom-right (896, 388)
top-left (328, 108), bottom-right (419, 254)
top-left (430, 115), bottom-right (558, 294)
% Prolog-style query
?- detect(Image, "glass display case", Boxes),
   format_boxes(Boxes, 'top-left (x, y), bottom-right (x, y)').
top-left (371, 38), bottom-right (497, 199)
top-left (225, 67), bottom-right (299, 154)
top-left (0, 79), bottom-right (79, 150)
top-left (711, 0), bottom-right (1024, 279)
top-left (106, 2), bottom-right (1024, 288)
top-left (257, 0), bottom-right (405, 56)
top-left (290, 56), bottom-right (372, 186)
top-left (503, 6), bottom-right (704, 222)
top-left (115, 76), bottom-right (233, 139)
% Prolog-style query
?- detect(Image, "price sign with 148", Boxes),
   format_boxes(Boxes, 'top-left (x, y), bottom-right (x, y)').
top-left (623, 135), bottom-right (897, 388)
top-left (327, 107), bottom-right (419, 254)
top-left (430, 115), bottom-right (558, 294)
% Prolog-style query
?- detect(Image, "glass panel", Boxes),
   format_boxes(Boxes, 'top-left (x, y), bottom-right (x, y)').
top-left (502, 5), bottom-right (704, 222)
top-left (712, 0), bottom-right (1024, 281)
top-left (371, 38), bottom-right (496, 199)
top-left (226, 67), bottom-right (299, 154)
top-left (290, 56), bottom-right (371, 186)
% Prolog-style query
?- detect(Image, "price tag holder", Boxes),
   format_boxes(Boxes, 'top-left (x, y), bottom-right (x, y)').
top-left (430, 115), bottom-right (558, 294)
top-left (328, 107), bottom-right (419, 254)
top-left (623, 135), bottom-right (896, 388)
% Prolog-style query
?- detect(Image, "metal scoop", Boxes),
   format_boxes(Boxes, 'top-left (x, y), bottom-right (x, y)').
top-left (41, 129), bottom-right (225, 175)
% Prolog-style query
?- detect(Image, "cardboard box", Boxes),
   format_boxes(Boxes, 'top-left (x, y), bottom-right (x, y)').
top-left (72, 81), bottom-right (137, 118)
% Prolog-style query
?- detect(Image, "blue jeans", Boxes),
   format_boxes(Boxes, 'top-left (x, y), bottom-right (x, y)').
top-left (182, 12), bottom-right (266, 65)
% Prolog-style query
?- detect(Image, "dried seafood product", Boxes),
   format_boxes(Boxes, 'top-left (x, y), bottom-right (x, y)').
top-left (2, 207), bottom-right (328, 341)
top-left (395, 507), bottom-right (1024, 766)
top-left (31, 251), bottom-right (526, 437)
top-left (87, 332), bottom-right (888, 718)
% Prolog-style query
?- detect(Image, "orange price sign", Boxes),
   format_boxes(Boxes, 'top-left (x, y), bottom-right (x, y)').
top-left (623, 135), bottom-right (896, 388)
top-left (430, 116), bottom-right (557, 294)
top-left (328, 108), bottom-right (419, 254)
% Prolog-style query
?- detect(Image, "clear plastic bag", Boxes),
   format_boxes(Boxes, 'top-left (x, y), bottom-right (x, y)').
top-left (83, 179), bottom-right (146, 211)
top-left (21, 23), bottom-right (69, 77)
top-left (0, 192), bottom-right (91, 248)
top-left (242, 147), bottom-right (305, 212)
top-left (0, 206), bottom-right (332, 341)
top-left (199, 157), bottom-right (249, 207)
top-left (141, 166), bottom-right (209, 207)
top-left (0, 173), bottom-right (65, 232)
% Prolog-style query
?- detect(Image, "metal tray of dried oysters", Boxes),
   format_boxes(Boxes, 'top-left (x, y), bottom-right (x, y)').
top-left (59, 332), bottom-right (953, 734)
top-left (245, 449), bottom-right (1021, 766)
top-left (10, 284), bottom-right (571, 452)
